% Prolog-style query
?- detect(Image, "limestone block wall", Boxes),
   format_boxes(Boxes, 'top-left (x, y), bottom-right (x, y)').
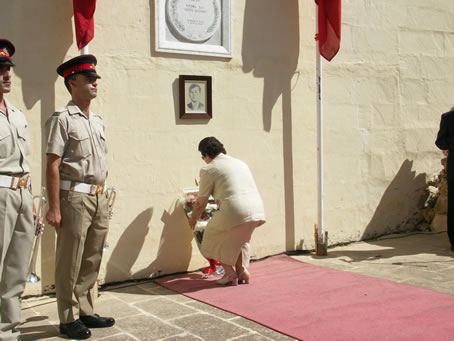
top-left (315, 0), bottom-right (454, 243)
top-left (0, 0), bottom-right (452, 294)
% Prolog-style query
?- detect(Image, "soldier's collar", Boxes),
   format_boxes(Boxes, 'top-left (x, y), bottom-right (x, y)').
top-left (67, 101), bottom-right (89, 118)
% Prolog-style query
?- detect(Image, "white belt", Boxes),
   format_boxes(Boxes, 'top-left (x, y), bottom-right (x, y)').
top-left (60, 180), bottom-right (106, 195)
top-left (0, 174), bottom-right (31, 190)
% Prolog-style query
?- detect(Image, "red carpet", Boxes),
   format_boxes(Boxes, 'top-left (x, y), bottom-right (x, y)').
top-left (155, 255), bottom-right (454, 341)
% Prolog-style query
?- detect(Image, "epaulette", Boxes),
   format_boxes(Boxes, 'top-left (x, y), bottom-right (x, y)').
top-left (51, 107), bottom-right (68, 117)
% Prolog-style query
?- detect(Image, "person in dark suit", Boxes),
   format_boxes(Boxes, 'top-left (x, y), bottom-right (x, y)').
top-left (435, 107), bottom-right (454, 252)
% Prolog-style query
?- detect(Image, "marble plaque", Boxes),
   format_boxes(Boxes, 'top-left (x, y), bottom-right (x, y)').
top-left (155, 0), bottom-right (231, 58)
top-left (166, 0), bottom-right (221, 42)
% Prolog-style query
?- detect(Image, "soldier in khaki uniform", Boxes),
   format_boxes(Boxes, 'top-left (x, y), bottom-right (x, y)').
top-left (0, 39), bottom-right (34, 341)
top-left (45, 55), bottom-right (114, 340)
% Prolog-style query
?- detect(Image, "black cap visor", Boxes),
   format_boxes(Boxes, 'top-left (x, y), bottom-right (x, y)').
top-left (0, 57), bottom-right (15, 67)
top-left (70, 69), bottom-right (101, 79)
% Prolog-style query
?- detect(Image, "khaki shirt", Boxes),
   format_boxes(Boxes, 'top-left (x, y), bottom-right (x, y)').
top-left (46, 101), bottom-right (108, 184)
top-left (0, 99), bottom-right (31, 175)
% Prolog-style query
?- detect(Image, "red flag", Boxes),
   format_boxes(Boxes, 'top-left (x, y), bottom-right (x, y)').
top-left (315, 0), bottom-right (341, 61)
top-left (73, 0), bottom-right (96, 50)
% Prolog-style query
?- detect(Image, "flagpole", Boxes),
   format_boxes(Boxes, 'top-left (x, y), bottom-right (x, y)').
top-left (80, 45), bottom-right (89, 55)
top-left (315, 6), bottom-right (325, 246)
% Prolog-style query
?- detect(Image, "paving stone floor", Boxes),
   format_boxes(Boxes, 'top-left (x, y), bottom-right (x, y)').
top-left (293, 231), bottom-right (454, 295)
top-left (18, 232), bottom-right (453, 340)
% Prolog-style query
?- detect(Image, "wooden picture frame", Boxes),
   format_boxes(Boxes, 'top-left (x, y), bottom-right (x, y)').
top-left (179, 75), bottom-right (212, 119)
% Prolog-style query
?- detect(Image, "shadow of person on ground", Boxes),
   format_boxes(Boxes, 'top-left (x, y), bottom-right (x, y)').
top-left (104, 208), bottom-right (154, 283)
top-left (154, 273), bottom-right (221, 294)
top-left (134, 200), bottom-right (194, 279)
top-left (242, 0), bottom-right (300, 251)
top-left (18, 316), bottom-right (59, 341)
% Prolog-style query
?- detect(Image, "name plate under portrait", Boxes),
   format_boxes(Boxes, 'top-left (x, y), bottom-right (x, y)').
top-left (155, 0), bottom-right (232, 58)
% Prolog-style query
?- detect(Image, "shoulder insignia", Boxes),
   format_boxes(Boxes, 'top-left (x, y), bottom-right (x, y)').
top-left (52, 107), bottom-right (68, 117)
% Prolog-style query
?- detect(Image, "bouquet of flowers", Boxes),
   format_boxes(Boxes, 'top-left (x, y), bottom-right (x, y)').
top-left (183, 187), bottom-right (219, 232)
top-left (183, 187), bottom-right (224, 277)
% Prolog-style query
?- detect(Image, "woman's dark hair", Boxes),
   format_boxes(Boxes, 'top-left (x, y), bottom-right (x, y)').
top-left (198, 137), bottom-right (227, 159)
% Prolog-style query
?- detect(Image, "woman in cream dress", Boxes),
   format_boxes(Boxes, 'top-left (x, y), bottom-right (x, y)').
top-left (189, 137), bottom-right (265, 285)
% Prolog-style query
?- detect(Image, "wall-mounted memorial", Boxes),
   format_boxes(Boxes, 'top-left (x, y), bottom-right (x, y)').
top-left (155, 0), bottom-right (232, 57)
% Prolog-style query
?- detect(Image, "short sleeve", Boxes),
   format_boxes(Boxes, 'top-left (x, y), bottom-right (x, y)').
top-left (198, 167), bottom-right (214, 198)
top-left (46, 115), bottom-right (68, 157)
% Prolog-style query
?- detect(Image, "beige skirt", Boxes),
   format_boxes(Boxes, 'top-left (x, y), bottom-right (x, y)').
top-left (200, 220), bottom-right (263, 267)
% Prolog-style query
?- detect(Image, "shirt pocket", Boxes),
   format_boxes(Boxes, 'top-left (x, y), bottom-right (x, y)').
top-left (67, 130), bottom-right (91, 160)
top-left (0, 125), bottom-right (12, 159)
top-left (16, 126), bottom-right (31, 156)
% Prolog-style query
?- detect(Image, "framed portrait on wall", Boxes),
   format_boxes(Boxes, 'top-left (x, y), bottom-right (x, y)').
top-left (155, 0), bottom-right (232, 58)
top-left (179, 75), bottom-right (212, 119)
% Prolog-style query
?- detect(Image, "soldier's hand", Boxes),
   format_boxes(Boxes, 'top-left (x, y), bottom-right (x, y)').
top-left (46, 208), bottom-right (61, 229)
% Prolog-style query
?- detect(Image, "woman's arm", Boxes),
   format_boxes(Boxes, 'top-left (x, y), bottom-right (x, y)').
top-left (189, 196), bottom-right (209, 230)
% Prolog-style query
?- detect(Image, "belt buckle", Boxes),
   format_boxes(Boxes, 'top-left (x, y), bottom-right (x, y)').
top-left (89, 184), bottom-right (104, 195)
top-left (11, 176), bottom-right (28, 190)
top-left (18, 177), bottom-right (26, 189)
top-left (96, 184), bottom-right (105, 194)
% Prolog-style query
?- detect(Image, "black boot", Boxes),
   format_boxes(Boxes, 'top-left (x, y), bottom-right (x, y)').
top-left (60, 320), bottom-right (91, 339)
top-left (80, 314), bottom-right (115, 328)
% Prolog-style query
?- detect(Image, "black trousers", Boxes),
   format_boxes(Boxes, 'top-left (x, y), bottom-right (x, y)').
top-left (448, 180), bottom-right (454, 246)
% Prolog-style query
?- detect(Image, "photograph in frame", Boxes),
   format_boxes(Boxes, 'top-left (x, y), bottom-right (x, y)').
top-left (179, 75), bottom-right (212, 119)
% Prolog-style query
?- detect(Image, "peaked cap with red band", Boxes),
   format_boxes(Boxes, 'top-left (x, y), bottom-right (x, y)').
top-left (57, 54), bottom-right (101, 79)
top-left (0, 39), bottom-right (15, 67)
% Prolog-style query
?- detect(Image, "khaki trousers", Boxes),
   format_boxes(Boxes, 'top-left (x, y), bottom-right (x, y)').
top-left (0, 188), bottom-right (34, 341)
top-left (55, 190), bottom-right (108, 324)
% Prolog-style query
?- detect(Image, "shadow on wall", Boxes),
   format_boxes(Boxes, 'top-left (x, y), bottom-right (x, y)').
top-left (242, 0), bottom-right (300, 251)
top-left (0, 1), bottom-right (73, 293)
top-left (0, 2), bottom-right (73, 111)
top-left (104, 208), bottom-right (154, 283)
top-left (134, 200), bottom-right (194, 279)
top-left (362, 159), bottom-right (427, 240)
